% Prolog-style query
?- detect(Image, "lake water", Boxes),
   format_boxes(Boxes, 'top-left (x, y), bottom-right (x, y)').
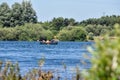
top-left (0, 41), bottom-right (94, 79)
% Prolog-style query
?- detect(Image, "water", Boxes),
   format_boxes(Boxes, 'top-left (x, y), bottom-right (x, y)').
top-left (0, 41), bottom-right (94, 79)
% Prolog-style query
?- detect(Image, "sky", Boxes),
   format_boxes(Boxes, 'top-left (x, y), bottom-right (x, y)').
top-left (0, 0), bottom-right (120, 22)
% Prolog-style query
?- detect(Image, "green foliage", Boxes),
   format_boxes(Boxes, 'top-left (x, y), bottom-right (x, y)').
top-left (0, 27), bottom-right (16, 40)
top-left (80, 15), bottom-right (120, 26)
top-left (57, 26), bottom-right (87, 41)
top-left (70, 27), bottom-right (87, 41)
top-left (87, 32), bottom-right (94, 40)
top-left (0, 1), bottom-right (119, 41)
top-left (84, 24), bottom-right (120, 80)
top-left (0, 23), bottom-right (53, 41)
top-left (15, 23), bottom-right (53, 41)
top-left (57, 29), bottom-right (71, 41)
top-left (85, 25), bottom-right (112, 36)
top-left (49, 17), bottom-right (78, 31)
top-left (50, 17), bottom-right (65, 30)
top-left (0, 1), bottom-right (37, 27)
top-left (11, 2), bottom-right (23, 26)
top-left (21, 1), bottom-right (37, 23)
top-left (0, 2), bottom-right (11, 27)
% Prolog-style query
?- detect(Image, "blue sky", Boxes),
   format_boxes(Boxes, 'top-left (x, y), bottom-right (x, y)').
top-left (0, 0), bottom-right (120, 22)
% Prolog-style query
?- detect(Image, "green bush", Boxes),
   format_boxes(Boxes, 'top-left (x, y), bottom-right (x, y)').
top-left (0, 23), bottom-right (54, 41)
top-left (57, 26), bottom-right (87, 41)
top-left (70, 27), bottom-right (87, 41)
top-left (84, 24), bottom-right (120, 80)
top-left (57, 29), bottom-right (71, 41)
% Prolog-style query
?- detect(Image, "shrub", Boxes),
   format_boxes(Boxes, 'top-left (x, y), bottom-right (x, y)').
top-left (84, 24), bottom-right (120, 80)
top-left (57, 26), bottom-right (87, 41)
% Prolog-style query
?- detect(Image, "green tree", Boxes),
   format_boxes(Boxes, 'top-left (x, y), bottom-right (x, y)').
top-left (80, 15), bottom-right (120, 26)
top-left (50, 17), bottom-right (64, 30)
top-left (50, 17), bottom-right (77, 31)
top-left (0, 2), bottom-right (11, 27)
top-left (85, 25), bottom-right (111, 36)
top-left (22, 1), bottom-right (37, 23)
top-left (0, 1), bottom-right (37, 27)
top-left (10, 2), bottom-right (23, 27)
top-left (68, 18), bottom-right (76, 26)
top-left (70, 27), bottom-right (87, 41)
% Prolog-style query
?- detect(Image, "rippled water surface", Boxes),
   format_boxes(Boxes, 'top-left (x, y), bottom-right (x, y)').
top-left (0, 41), bottom-right (94, 79)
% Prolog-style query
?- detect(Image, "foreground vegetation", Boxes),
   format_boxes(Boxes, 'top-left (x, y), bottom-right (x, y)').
top-left (0, 61), bottom-right (53, 80)
top-left (83, 24), bottom-right (120, 80)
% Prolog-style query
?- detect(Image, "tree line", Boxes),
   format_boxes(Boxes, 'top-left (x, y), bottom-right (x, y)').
top-left (0, 1), bottom-right (120, 41)
top-left (80, 15), bottom-right (120, 26)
